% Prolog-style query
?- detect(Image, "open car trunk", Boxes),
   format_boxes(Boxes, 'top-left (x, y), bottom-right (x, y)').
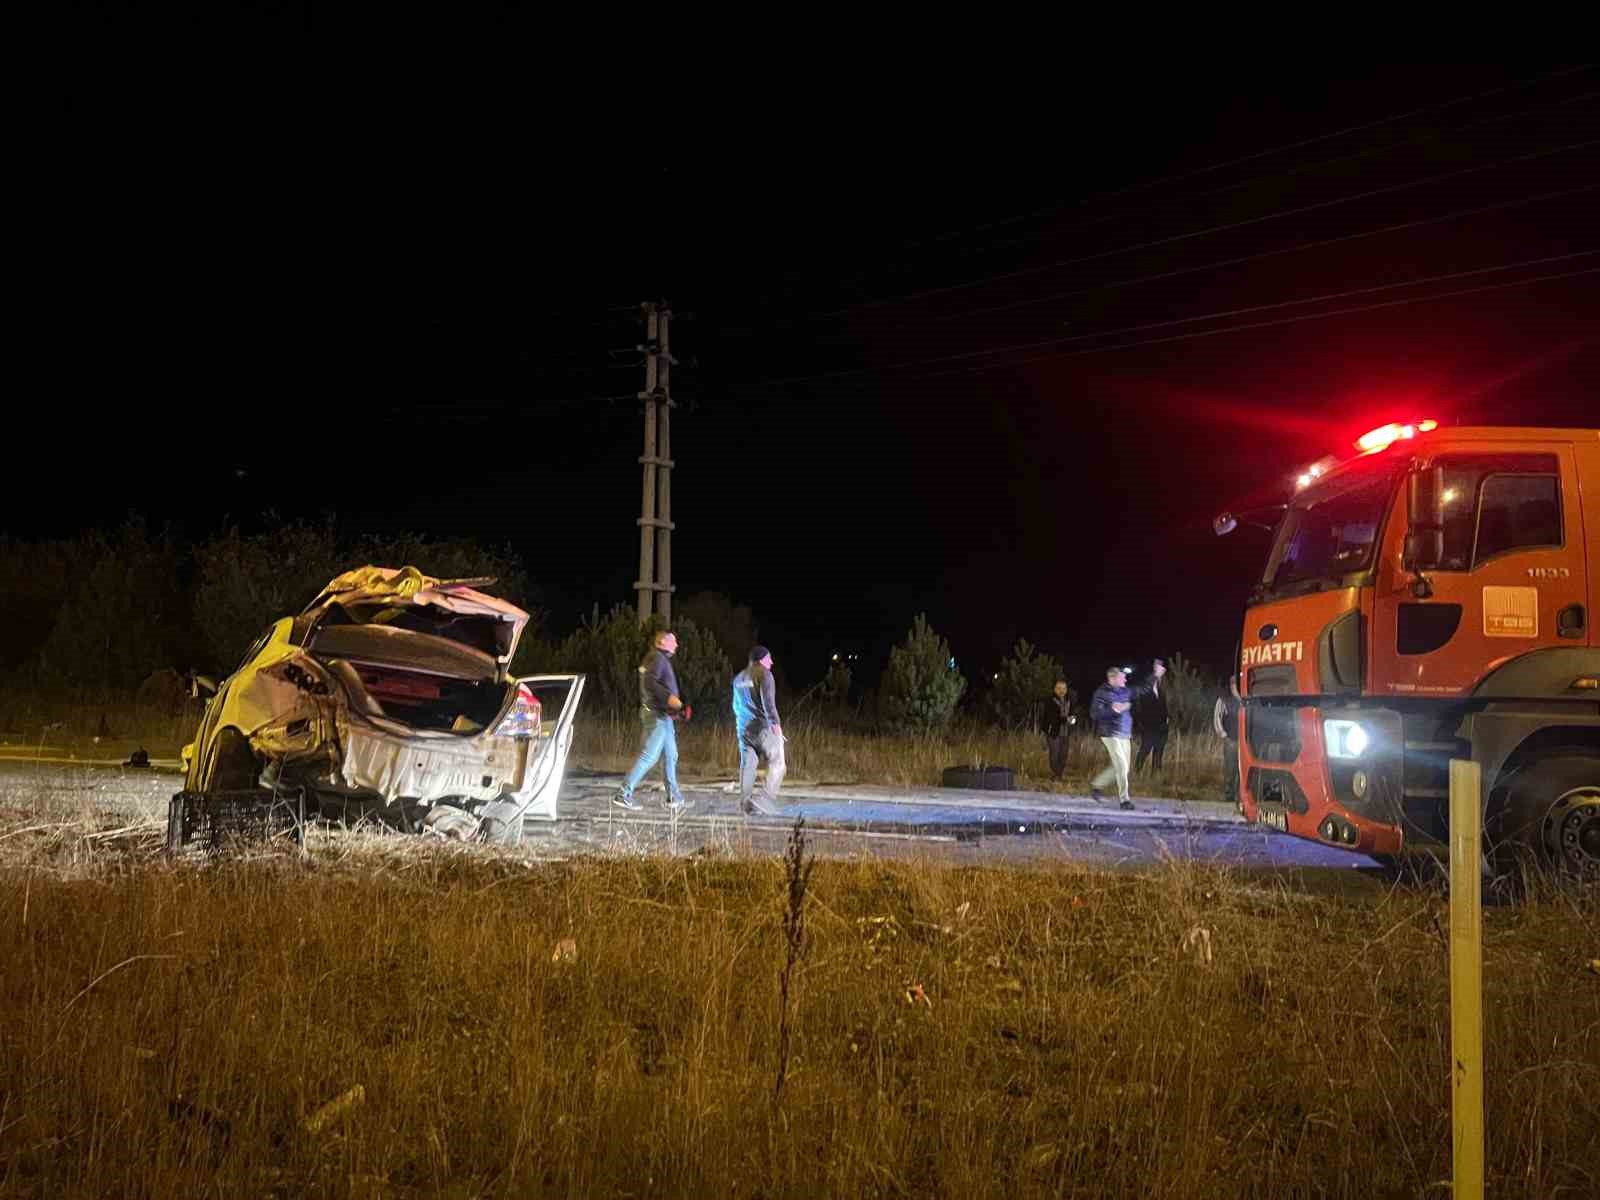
top-left (302, 567), bottom-right (529, 736)
top-left (308, 624), bottom-right (516, 735)
top-left (335, 661), bottom-right (515, 734)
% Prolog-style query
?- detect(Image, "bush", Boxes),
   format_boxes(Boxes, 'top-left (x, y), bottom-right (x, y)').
top-left (661, 616), bottom-right (733, 724)
top-left (821, 660), bottom-right (853, 712)
top-left (990, 638), bottom-right (1067, 731)
top-left (880, 614), bottom-right (966, 733)
top-left (547, 605), bottom-right (648, 718)
top-left (0, 536), bottom-right (92, 676)
top-left (192, 517), bottom-right (345, 670)
top-left (1161, 651), bottom-right (1222, 735)
top-left (192, 516), bottom-right (536, 669)
top-left (550, 605), bottom-right (733, 724)
top-left (34, 519), bottom-right (192, 690)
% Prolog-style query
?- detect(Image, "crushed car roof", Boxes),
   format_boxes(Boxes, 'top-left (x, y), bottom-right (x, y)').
top-left (309, 566), bottom-right (530, 656)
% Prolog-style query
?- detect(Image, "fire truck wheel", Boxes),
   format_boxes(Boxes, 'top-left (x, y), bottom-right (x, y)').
top-left (1496, 755), bottom-right (1600, 879)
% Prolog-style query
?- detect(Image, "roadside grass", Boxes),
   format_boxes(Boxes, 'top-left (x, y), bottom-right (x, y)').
top-left (0, 690), bottom-right (1227, 803)
top-left (0, 689), bottom-right (199, 760)
top-left (1, 812), bottom-right (1595, 1198)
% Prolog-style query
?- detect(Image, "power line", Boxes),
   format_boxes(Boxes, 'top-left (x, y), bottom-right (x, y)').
top-left (1053, 68), bottom-right (1593, 204)
top-left (917, 183), bottom-right (1597, 325)
top-left (922, 265), bottom-right (1600, 378)
top-left (816, 138), bottom-right (1599, 318)
top-left (801, 67), bottom-right (1597, 302)
top-left (952, 250), bottom-right (1599, 363)
top-left (584, 77), bottom-right (1594, 342)
top-left (560, 86), bottom-right (1596, 395)
top-left (749, 253), bottom-right (1599, 388)
top-left (511, 78), bottom-right (1595, 347)
top-left (836, 88), bottom-right (1598, 322)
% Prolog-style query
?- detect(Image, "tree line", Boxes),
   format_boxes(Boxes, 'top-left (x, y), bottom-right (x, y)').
top-left (0, 517), bottom-right (531, 689)
top-left (1, 518), bottom-right (1227, 733)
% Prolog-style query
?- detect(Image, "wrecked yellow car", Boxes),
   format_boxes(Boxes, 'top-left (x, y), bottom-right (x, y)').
top-left (171, 566), bottom-right (584, 850)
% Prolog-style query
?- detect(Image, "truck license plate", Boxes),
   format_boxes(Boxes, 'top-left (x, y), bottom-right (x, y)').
top-left (1257, 805), bottom-right (1288, 832)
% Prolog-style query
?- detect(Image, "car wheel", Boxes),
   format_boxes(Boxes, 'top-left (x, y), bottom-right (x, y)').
top-left (941, 766), bottom-right (982, 790)
top-left (981, 765), bottom-right (1016, 791)
top-left (207, 728), bottom-right (261, 792)
top-left (1494, 755), bottom-right (1600, 879)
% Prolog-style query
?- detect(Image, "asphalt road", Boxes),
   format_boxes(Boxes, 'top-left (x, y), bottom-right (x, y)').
top-left (0, 749), bottom-right (1382, 882)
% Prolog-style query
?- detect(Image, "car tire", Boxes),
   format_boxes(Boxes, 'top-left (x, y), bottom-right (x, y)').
top-left (207, 728), bottom-right (261, 792)
top-left (982, 766), bottom-right (1016, 791)
top-left (1492, 754), bottom-right (1600, 879)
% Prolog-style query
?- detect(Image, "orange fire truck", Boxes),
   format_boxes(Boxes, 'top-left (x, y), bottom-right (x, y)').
top-left (1214, 421), bottom-right (1598, 875)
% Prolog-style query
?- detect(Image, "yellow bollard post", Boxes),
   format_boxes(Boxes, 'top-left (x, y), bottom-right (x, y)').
top-left (1449, 758), bottom-right (1484, 1200)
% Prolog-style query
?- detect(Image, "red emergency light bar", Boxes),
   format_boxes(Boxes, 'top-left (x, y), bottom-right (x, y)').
top-left (1215, 417), bottom-right (1443, 535)
top-left (1354, 419), bottom-right (1438, 454)
top-left (1293, 454), bottom-right (1340, 491)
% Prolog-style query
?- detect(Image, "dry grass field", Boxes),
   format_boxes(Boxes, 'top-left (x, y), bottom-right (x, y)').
top-left (1, 803), bottom-right (1596, 1198)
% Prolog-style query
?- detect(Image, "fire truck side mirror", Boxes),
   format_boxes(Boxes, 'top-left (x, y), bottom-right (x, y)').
top-left (1404, 466), bottom-right (1446, 571)
top-left (1404, 531), bottom-right (1443, 574)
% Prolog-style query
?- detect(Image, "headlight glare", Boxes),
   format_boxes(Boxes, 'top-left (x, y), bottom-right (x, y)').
top-left (1324, 719), bottom-right (1370, 759)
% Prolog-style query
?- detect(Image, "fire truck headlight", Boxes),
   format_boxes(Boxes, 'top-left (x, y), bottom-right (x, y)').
top-left (1324, 719), bottom-right (1370, 759)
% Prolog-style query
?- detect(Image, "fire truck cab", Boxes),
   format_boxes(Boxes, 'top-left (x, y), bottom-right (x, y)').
top-left (1216, 423), bottom-right (1599, 876)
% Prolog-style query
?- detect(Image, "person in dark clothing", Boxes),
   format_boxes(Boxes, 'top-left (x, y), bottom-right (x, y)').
top-left (730, 645), bottom-right (785, 814)
top-left (1041, 679), bottom-right (1073, 780)
top-left (1089, 661), bottom-right (1165, 810)
top-left (1133, 668), bottom-right (1170, 773)
top-left (1214, 675), bottom-right (1242, 810)
top-left (614, 630), bottom-right (692, 812)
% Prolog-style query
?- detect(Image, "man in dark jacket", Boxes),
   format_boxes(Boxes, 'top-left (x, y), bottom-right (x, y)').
top-left (614, 629), bottom-right (692, 812)
top-left (1133, 667), bottom-right (1170, 773)
top-left (1089, 661), bottom-right (1165, 810)
top-left (1041, 679), bottom-right (1073, 780)
top-left (730, 645), bottom-right (785, 814)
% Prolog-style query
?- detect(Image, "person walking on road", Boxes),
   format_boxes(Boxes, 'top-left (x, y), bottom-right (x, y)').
top-left (1214, 675), bottom-right (1242, 812)
top-left (1134, 664), bottom-right (1170, 773)
top-left (1089, 661), bottom-right (1165, 810)
top-left (730, 645), bottom-right (785, 814)
top-left (1042, 679), bottom-right (1073, 780)
top-left (614, 629), bottom-right (693, 812)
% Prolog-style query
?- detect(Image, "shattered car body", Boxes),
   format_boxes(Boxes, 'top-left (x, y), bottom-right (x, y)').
top-left (180, 566), bottom-right (584, 845)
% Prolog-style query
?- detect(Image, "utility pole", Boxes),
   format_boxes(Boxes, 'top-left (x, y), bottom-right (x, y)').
top-left (656, 308), bottom-right (673, 624)
top-left (634, 302), bottom-right (675, 625)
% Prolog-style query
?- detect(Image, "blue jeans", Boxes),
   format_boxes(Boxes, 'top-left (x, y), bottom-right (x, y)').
top-left (621, 714), bottom-right (682, 801)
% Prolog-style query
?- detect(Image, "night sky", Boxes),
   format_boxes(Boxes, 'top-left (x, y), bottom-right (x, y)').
top-left (22, 56), bottom-right (1599, 690)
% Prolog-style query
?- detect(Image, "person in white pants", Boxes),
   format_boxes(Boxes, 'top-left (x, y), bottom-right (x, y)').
top-left (730, 645), bottom-right (786, 814)
top-left (1088, 661), bottom-right (1166, 810)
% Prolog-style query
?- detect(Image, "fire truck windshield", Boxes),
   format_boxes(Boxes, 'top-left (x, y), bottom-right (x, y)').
top-left (1260, 460), bottom-right (1403, 595)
